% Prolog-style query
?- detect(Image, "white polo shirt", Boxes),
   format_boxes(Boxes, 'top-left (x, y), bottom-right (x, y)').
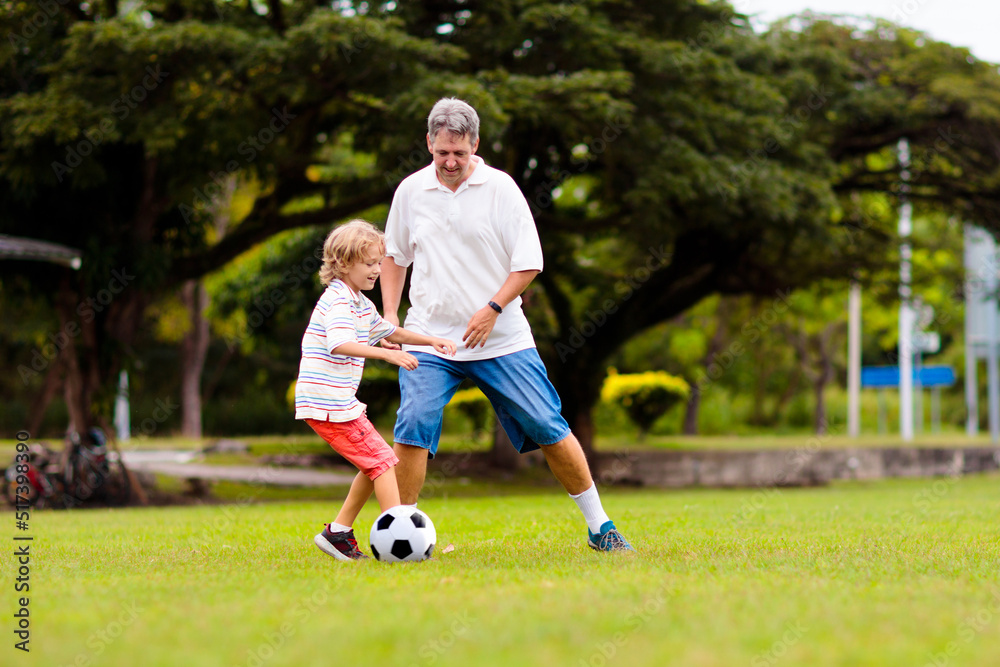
top-left (385, 156), bottom-right (543, 361)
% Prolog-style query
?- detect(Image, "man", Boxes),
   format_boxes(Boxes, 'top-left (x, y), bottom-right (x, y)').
top-left (380, 97), bottom-right (633, 552)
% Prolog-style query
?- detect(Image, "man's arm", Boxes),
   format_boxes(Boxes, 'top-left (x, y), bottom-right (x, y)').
top-left (380, 256), bottom-right (407, 326)
top-left (462, 269), bottom-right (540, 349)
top-left (378, 257), bottom-right (407, 350)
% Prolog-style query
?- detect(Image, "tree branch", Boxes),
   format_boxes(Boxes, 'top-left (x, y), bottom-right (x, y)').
top-left (168, 190), bottom-right (391, 286)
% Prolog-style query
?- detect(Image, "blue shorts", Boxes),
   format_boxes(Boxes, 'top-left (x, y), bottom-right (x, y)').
top-left (394, 348), bottom-right (572, 458)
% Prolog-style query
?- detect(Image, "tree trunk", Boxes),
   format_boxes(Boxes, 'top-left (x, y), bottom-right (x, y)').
top-left (490, 415), bottom-right (522, 470)
top-left (684, 297), bottom-right (730, 435)
top-left (180, 280), bottom-right (210, 438)
top-left (814, 378), bottom-right (828, 435)
top-left (26, 353), bottom-right (65, 437)
top-left (812, 323), bottom-right (838, 435)
top-left (682, 383), bottom-right (701, 435)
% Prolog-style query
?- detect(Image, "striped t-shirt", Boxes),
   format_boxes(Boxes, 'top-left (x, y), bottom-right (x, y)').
top-left (294, 279), bottom-right (396, 422)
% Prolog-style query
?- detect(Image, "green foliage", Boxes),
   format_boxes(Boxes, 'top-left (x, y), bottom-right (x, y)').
top-left (445, 386), bottom-right (493, 436)
top-left (3, 2), bottom-right (1000, 442)
top-left (600, 369), bottom-right (690, 437)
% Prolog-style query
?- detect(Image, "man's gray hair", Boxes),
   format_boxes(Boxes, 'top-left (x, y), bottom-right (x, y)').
top-left (427, 97), bottom-right (480, 144)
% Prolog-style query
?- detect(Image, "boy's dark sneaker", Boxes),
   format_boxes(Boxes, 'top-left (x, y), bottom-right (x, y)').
top-left (314, 525), bottom-right (369, 561)
top-left (587, 521), bottom-right (635, 552)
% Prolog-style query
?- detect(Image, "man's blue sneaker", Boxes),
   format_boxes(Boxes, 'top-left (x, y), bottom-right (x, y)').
top-left (587, 521), bottom-right (635, 552)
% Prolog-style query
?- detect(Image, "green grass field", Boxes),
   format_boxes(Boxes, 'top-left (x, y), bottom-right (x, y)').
top-left (3, 474), bottom-right (1000, 667)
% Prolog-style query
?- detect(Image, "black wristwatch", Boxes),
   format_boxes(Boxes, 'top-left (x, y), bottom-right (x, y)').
top-left (488, 301), bottom-right (503, 314)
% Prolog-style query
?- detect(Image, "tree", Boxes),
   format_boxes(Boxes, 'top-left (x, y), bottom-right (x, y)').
top-left (4, 3), bottom-right (999, 453)
top-left (0, 1), bottom-right (455, 430)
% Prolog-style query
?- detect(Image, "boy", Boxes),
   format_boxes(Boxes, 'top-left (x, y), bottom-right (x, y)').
top-left (295, 219), bottom-right (456, 561)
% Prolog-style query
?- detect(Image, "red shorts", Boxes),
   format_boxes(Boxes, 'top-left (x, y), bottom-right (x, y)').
top-left (305, 415), bottom-right (399, 481)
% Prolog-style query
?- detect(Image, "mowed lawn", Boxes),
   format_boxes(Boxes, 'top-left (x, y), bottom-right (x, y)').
top-left (5, 474), bottom-right (1000, 667)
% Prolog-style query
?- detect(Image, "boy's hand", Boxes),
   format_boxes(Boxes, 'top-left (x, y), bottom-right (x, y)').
top-left (385, 350), bottom-right (419, 370)
top-left (432, 338), bottom-right (458, 357)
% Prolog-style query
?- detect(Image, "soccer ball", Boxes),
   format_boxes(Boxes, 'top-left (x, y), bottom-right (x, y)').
top-left (369, 505), bottom-right (436, 562)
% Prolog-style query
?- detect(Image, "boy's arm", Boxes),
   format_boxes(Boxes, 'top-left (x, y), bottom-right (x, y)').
top-left (386, 328), bottom-right (458, 357)
top-left (330, 341), bottom-right (419, 370)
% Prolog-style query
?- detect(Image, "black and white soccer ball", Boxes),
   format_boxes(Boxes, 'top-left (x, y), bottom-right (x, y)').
top-left (369, 506), bottom-right (436, 562)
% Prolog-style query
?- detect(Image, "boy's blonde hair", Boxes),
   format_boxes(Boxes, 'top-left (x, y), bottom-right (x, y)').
top-left (319, 219), bottom-right (386, 286)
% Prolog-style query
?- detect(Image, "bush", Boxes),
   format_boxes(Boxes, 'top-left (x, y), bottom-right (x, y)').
top-left (600, 369), bottom-right (690, 439)
top-left (445, 386), bottom-right (492, 437)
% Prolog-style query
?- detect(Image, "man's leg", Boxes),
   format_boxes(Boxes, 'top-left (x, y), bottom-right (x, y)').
top-left (541, 433), bottom-right (633, 552)
top-left (539, 432), bottom-right (592, 495)
top-left (393, 443), bottom-right (429, 505)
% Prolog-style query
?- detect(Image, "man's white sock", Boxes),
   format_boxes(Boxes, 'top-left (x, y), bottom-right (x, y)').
top-left (329, 522), bottom-right (352, 533)
top-left (570, 483), bottom-right (611, 533)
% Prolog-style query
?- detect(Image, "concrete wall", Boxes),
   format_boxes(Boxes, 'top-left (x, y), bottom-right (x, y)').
top-left (592, 447), bottom-right (1000, 488)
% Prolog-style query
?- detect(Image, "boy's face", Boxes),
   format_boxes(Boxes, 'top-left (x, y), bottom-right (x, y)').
top-left (427, 131), bottom-right (479, 189)
top-left (342, 246), bottom-right (384, 293)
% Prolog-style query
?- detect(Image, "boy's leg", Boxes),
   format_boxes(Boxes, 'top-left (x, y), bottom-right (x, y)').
top-left (372, 467), bottom-right (401, 511)
top-left (333, 471), bottom-right (374, 527)
top-left (393, 444), bottom-right (429, 505)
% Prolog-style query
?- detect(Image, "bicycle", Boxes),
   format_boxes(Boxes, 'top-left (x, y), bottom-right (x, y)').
top-left (3, 428), bottom-right (132, 509)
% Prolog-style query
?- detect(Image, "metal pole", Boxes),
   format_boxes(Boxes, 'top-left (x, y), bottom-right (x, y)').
top-left (965, 224), bottom-right (980, 436)
top-left (914, 351), bottom-right (923, 435)
top-left (931, 386), bottom-right (941, 434)
top-left (848, 282), bottom-right (862, 438)
top-left (988, 292), bottom-right (1000, 443)
top-left (898, 138), bottom-right (914, 441)
top-left (114, 370), bottom-right (130, 442)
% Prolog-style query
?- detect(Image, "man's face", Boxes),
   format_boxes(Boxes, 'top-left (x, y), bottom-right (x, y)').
top-left (427, 131), bottom-right (479, 189)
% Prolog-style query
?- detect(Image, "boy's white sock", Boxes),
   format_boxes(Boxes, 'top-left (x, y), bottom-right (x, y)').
top-left (570, 483), bottom-right (611, 533)
top-left (328, 522), bottom-right (352, 533)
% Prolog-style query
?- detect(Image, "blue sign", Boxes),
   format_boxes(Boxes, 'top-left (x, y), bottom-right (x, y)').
top-left (861, 366), bottom-right (956, 388)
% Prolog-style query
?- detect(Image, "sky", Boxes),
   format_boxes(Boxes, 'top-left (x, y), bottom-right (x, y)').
top-left (729, 0), bottom-right (1000, 64)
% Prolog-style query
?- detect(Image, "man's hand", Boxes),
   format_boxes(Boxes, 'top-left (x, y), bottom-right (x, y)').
top-left (380, 313), bottom-right (401, 350)
top-left (462, 306), bottom-right (499, 349)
